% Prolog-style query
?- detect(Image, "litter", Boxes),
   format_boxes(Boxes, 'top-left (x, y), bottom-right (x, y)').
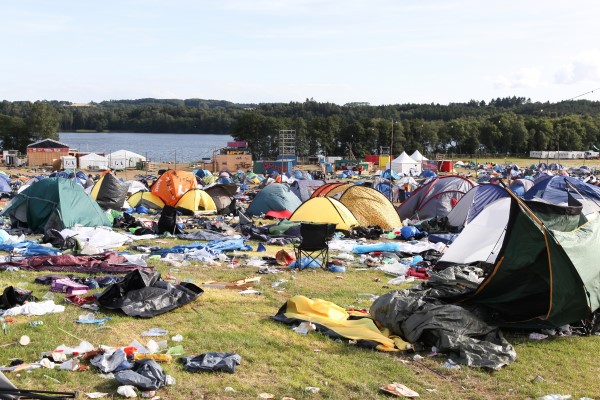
top-left (380, 382), bottom-right (419, 398)
top-left (292, 322), bottom-right (316, 335)
top-left (529, 332), bottom-right (549, 340)
top-left (171, 334), bottom-right (183, 342)
top-left (86, 393), bottom-right (109, 398)
top-left (117, 385), bottom-right (138, 398)
top-left (305, 387), bottom-right (320, 394)
top-left (141, 328), bottom-right (169, 337)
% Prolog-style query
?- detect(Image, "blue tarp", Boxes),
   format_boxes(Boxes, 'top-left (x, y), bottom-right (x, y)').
top-left (0, 241), bottom-right (62, 256)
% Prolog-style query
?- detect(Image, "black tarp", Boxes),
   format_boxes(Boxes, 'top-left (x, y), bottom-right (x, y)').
top-left (115, 359), bottom-right (167, 390)
top-left (370, 289), bottom-right (517, 370)
top-left (96, 269), bottom-right (203, 317)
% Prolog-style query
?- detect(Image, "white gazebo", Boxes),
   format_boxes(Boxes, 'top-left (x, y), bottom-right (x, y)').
top-left (410, 150), bottom-right (428, 162)
top-left (387, 152), bottom-right (421, 175)
top-left (107, 150), bottom-right (146, 170)
top-left (78, 153), bottom-right (109, 171)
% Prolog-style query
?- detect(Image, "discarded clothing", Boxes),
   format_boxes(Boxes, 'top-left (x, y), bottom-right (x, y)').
top-left (115, 359), bottom-right (167, 390)
top-left (59, 227), bottom-right (133, 250)
top-left (0, 252), bottom-right (151, 274)
top-left (370, 290), bottom-right (516, 370)
top-left (96, 269), bottom-right (203, 318)
top-left (0, 286), bottom-right (37, 309)
top-left (273, 295), bottom-right (408, 352)
top-left (179, 353), bottom-right (241, 373)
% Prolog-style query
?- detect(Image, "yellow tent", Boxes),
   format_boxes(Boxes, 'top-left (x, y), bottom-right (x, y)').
top-left (126, 192), bottom-right (165, 210)
top-left (336, 185), bottom-right (401, 229)
top-left (290, 197), bottom-right (358, 231)
top-left (175, 189), bottom-right (217, 215)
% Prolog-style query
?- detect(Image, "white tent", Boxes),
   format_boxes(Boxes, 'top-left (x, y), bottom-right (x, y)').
top-left (107, 150), bottom-right (146, 170)
top-left (387, 152), bottom-right (421, 175)
top-left (79, 153), bottom-right (109, 171)
top-left (410, 150), bottom-right (428, 162)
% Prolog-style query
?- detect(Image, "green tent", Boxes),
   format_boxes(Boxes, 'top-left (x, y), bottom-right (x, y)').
top-left (2, 177), bottom-right (111, 233)
top-left (247, 183), bottom-right (302, 216)
top-left (460, 196), bottom-right (600, 328)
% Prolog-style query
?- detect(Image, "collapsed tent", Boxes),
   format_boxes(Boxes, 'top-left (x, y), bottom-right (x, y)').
top-left (1, 178), bottom-right (111, 233)
top-left (90, 172), bottom-right (129, 211)
top-left (523, 175), bottom-right (600, 215)
top-left (96, 269), bottom-right (203, 318)
top-left (397, 175), bottom-right (475, 221)
top-left (204, 184), bottom-right (238, 213)
top-left (445, 189), bottom-right (600, 328)
top-left (289, 197), bottom-right (358, 231)
top-left (246, 183), bottom-right (302, 216)
top-left (334, 185), bottom-right (401, 229)
top-left (446, 184), bottom-right (510, 229)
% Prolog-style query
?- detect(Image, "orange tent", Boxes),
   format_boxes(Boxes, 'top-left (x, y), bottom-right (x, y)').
top-left (150, 170), bottom-right (198, 206)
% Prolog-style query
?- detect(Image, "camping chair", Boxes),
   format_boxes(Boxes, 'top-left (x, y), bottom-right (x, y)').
top-left (294, 223), bottom-right (336, 269)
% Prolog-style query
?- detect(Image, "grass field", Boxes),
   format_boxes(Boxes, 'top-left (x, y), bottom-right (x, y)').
top-left (1, 239), bottom-right (599, 400)
top-left (1, 157), bottom-right (599, 399)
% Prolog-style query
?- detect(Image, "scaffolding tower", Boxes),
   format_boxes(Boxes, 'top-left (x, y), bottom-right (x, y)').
top-left (278, 130), bottom-right (296, 157)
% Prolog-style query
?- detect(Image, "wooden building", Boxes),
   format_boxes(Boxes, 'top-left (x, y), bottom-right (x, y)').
top-left (27, 139), bottom-right (71, 166)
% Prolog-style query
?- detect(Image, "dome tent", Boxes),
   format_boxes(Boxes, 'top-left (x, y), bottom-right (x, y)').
top-left (1, 178), bottom-right (111, 233)
top-left (290, 197), bottom-right (358, 231)
top-left (330, 185), bottom-right (401, 230)
top-left (247, 183), bottom-right (302, 216)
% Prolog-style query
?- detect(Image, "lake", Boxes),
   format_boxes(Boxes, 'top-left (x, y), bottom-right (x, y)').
top-left (59, 132), bottom-right (234, 163)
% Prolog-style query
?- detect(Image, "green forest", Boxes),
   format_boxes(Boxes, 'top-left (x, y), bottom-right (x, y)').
top-left (1, 97), bottom-right (600, 159)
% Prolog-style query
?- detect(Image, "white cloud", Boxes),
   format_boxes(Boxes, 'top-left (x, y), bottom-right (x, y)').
top-left (554, 50), bottom-right (600, 84)
top-left (494, 67), bottom-right (542, 89)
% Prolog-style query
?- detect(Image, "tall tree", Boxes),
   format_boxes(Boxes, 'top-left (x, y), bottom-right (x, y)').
top-left (27, 102), bottom-right (60, 142)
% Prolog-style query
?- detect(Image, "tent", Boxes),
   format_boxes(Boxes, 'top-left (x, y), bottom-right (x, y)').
top-left (107, 150), bottom-right (146, 170)
top-left (310, 182), bottom-right (347, 198)
top-left (290, 179), bottom-right (326, 202)
top-left (247, 183), bottom-right (302, 216)
top-left (175, 188), bottom-right (217, 215)
top-left (509, 178), bottom-right (534, 197)
top-left (79, 153), bottom-right (109, 171)
top-left (410, 150), bottom-right (428, 162)
top-left (397, 175), bottom-right (475, 221)
top-left (335, 185), bottom-right (401, 229)
top-left (523, 175), bottom-right (600, 215)
top-left (387, 152), bottom-right (421, 175)
top-left (90, 172), bottom-right (129, 210)
top-left (446, 184), bottom-right (510, 229)
top-left (452, 193), bottom-right (600, 328)
top-left (204, 184), bottom-right (238, 213)
top-left (127, 191), bottom-right (165, 211)
top-left (1, 178), bottom-right (111, 233)
top-left (290, 197), bottom-right (358, 231)
top-left (125, 180), bottom-right (149, 195)
top-left (0, 177), bottom-right (11, 194)
top-left (151, 170), bottom-right (198, 207)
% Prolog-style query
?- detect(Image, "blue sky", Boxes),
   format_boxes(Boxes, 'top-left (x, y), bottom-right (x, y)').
top-left (1, 0), bottom-right (599, 105)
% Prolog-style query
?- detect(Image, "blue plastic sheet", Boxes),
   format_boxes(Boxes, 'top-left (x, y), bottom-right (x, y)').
top-left (352, 242), bottom-right (404, 254)
top-left (0, 241), bottom-right (62, 256)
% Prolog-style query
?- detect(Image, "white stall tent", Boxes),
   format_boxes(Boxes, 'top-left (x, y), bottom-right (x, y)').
top-left (386, 152), bottom-right (421, 175)
top-left (410, 150), bottom-right (428, 162)
top-left (79, 153), bottom-right (109, 171)
top-left (107, 150), bottom-right (146, 170)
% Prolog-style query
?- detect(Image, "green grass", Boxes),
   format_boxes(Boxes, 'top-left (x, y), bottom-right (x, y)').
top-left (1, 240), bottom-right (599, 400)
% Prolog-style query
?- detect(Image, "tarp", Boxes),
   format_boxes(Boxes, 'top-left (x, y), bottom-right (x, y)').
top-left (273, 295), bottom-right (406, 352)
top-left (370, 290), bottom-right (516, 369)
top-left (96, 269), bottom-right (203, 317)
top-left (1, 178), bottom-right (111, 233)
top-left (90, 172), bottom-right (129, 211)
top-left (289, 197), bottom-right (358, 231)
top-left (247, 183), bottom-right (301, 216)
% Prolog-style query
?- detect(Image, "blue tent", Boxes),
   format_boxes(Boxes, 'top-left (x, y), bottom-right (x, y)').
top-left (523, 175), bottom-right (600, 214)
top-left (0, 177), bottom-right (11, 193)
top-left (446, 184), bottom-right (510, 228)
top-left (420, 170), bottom-right (437, 179)
top-left (381, 169), bottom-right (401, 180)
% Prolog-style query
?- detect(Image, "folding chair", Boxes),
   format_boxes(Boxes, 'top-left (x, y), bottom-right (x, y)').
top-left (294, 223), bottom-right (336, 269)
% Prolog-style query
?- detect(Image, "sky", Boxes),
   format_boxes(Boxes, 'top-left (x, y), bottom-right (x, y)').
top-left (1, 0), bottom-right (600, 105)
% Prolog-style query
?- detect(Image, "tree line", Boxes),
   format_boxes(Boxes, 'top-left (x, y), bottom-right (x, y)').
top-left (1, 97), bottom-right (600, 159)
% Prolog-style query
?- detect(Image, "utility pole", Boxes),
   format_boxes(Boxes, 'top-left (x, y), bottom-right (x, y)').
top-left (390, 119), bottom-right (394, 160)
